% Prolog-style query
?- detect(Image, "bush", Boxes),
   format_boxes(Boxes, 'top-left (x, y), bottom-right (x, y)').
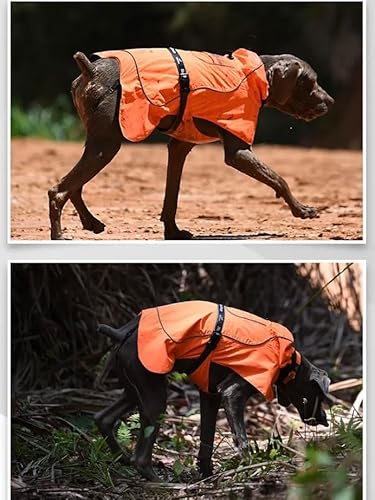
top-left (290, 407), bottom-right (362, 500)
top-left (11, 95), bottom-right (83, 141)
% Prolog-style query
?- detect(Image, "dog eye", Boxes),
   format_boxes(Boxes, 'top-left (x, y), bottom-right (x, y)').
top-left (297, 76), bottom-right (315, 92)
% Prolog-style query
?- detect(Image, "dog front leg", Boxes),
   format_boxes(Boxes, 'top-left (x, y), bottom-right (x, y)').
top-left (223, 135), bottom-right (318, 219)
top-left (198, 391), bottom-right (221, 477)
top-left (220, 381), bottom-right (252, 456)
top-left (160, 138), bottom-right (195, 239)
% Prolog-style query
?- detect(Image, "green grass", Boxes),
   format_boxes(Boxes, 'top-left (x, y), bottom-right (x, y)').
top-left (12, 403), bottom-right (362, 496)
top-left (290, 407), bottom-right (362, 500)
top-left (11, 95), bottom-right (84, 141)
top-left (13, 421), bottom-right (136, 488)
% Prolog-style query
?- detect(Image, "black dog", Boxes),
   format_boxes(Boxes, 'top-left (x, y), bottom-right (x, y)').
top-left (48, 48), bottom-right (334, 240)
top-left (95, 303), bottom-right (333, 481)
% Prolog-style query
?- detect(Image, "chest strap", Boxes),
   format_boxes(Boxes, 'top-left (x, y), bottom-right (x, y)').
top-left (159, 47), bottom-right (190, 133)
top-left (185, 304), bottom-right (225, 376)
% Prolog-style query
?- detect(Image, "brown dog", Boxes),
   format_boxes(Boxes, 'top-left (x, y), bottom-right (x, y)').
top-left (48, 48), bottom-right (334, 240)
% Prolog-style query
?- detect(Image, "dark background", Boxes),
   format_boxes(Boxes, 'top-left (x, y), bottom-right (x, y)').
top-left (11, 2), bottom-right (362, 148)
top-left (11, 263), bottom-right (362, 393)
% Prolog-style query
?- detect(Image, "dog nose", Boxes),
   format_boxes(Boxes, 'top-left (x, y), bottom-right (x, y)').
top-left (326, 94), bottom-right (334, 108)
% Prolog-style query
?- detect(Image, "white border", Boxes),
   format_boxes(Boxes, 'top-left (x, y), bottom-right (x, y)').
top-left (7, 259), bottom-right (366, 500)
top-left (6, 0), bottom-right (10, 245)
top-left (7, 0), bottom-right (366, 245)
top-left (363, 0), bottom-right (367, 245)
top-left (6, 261), bottom-right (10, 500)
top-left (363, 258), bottom-right (367, 500)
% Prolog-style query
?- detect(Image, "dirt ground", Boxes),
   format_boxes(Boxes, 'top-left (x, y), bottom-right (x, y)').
top-left (11, 139), bottom-right (363, 240)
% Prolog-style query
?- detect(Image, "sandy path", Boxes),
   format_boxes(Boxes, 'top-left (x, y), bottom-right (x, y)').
top-left (11, 139), bottom-right (362, 241)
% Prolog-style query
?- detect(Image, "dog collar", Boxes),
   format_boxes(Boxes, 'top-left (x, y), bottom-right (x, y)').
top-left (278, 350), bottom-right (302, 384)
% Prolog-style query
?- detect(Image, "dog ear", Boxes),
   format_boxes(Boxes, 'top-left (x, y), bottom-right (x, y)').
top-left (268, 60), bottom-right (302, 104)
top-left (309, 368), bottom-right (336, 405)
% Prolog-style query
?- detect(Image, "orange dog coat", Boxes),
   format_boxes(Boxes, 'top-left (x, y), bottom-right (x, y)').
top-left (95, 48), bottom-right (268, 145)
top-left (137, 301), bottom-right (300, 400)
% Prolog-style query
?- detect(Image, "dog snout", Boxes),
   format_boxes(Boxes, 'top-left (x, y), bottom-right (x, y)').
top-left (317, 86), bottom-right (334, 108)
top-left (327, 96), bottom-right (334, 109)
top-left (324, 92), bottom-right (334, 109)
top-left (316, 408), bottom-right (329, 427)
top-left (302, 408), bottom-right (328, 427)
top-left (309, 84), bottom-right (333, 106)
top-left (303, 98), bottom-right (332, 121)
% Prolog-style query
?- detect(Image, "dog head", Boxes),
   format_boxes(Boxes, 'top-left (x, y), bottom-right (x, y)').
top-left (261, 54), bottom-right (334, 122)
top-left (276, 354), bottom-right (334, 426)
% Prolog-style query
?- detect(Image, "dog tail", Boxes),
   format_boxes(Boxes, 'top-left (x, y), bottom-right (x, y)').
top-left (73, 51), bottom-right (95, 78)
top-left (97, 324), bottom-right (124, 343)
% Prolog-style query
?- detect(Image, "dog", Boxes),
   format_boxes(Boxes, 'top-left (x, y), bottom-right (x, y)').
top-left (48, 47), bottom-right (334, 240)
top-left (95, 301), bottom-right (334, 481)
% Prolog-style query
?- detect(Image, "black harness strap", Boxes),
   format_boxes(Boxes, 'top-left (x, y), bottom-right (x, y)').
top-left (158, 47), bottom-right (190, 133)
top-left (185, 304), bottom-right (225, 376)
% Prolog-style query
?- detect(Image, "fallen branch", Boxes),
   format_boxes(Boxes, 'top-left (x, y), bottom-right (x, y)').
top-left (329, 378), bottom-right (362, 392)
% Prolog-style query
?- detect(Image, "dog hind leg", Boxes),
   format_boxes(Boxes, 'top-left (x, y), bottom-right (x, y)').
top-left (69, 187), bottom-right (106, 234)
top-left (49, 56), bottom-right (122, 240)
top-left (94, 389), bottom-right (137, 463)
top-left (130, 374), bottom-right (167, 481)
top-left (48, 134), bottom-right (121, 239)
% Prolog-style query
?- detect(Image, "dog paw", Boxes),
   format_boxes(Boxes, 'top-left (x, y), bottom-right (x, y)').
top-left (82, 217), bottom-right (106, 234)
top-left (52, 233), bottom-right (74, 241)
top-left (164, 229), bottom-right (193, 240)
top-left (199, 468), bottom-right (214, 478)
top-left (113, 451), bottom-right (131, 466)
top-left (137, 465), bottom-right (162, 482)
top-left (292, 204), bottom-right (319, 219)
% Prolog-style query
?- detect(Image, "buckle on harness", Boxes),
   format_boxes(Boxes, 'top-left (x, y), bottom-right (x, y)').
top-left (179, 73), bottom-right (190, 93)
top-left (158, 47), bottom-right (191, 134)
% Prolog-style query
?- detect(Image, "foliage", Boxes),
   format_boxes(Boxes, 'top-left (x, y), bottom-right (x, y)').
top-left (12, 425), bottom-right (129, 488)
top-left (221, 432), bottom-right (292, 476)
top-left (290, 408), bottom-right (362, 500)
top-left (12, 389), bottom-right (363, 499)
top-left (11, 95), bottom-right (83, 141)
top-left (117, 414), bottom-right (140, 448)
top-left (168, 371), bottom-right (189, 384)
